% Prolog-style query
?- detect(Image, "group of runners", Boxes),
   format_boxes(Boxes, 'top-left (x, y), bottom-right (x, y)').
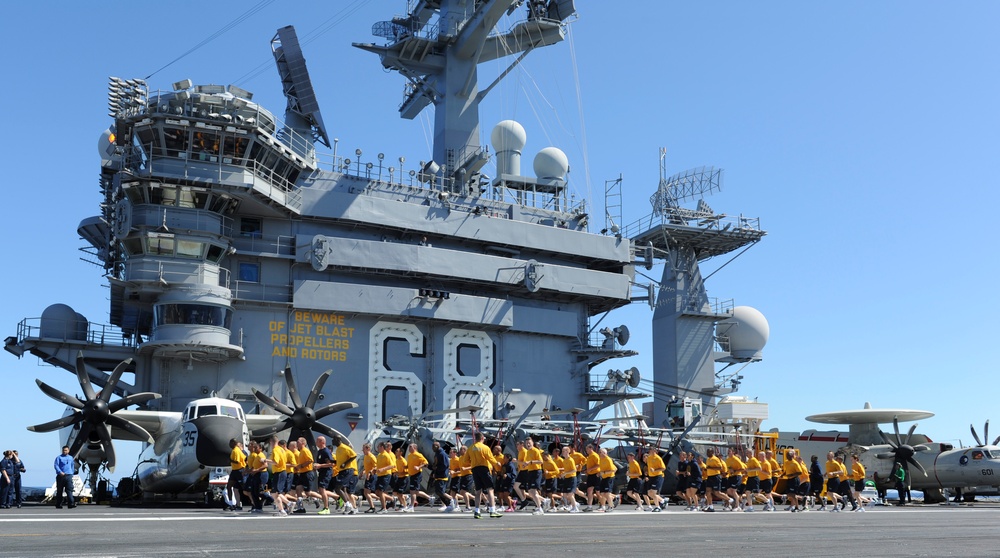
top-left (666, 447), bottom-right (869, 512)
top-left (227, 432), bottom-right (871, 517)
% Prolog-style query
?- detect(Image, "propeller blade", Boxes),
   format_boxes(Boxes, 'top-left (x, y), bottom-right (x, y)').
top-left (96, 423), bottom-right (116, 473)
top-left (314, 401), bottom-right (358, 420)
top-left (251, 418), bottom-right (293, 438)
top-left (913, 445), bottom-right (931, 452)
top-left (108, 392), bottom-right (161, 413)
top-left (68, 423), bottom-right (93, 457)
top-left (281, 367), bottom-right (303, 409)
top-left (992, 434), bottom-right (1000, 447)
top-left (892, 416), bottom-right (902, 448)
top-left (305, 369), bottom-right (332, 410)
top-left (904, 423), bottom-right (917, 446)
top-left (106, 415), bottom-right (154, 443)
top-left (252, 388), bottom-right (294, 417)
top-left (27, 413), bottom-right (81, 433)
top-left (984, 420), bottom-right (990, 447)
top-left (970, 424), bottom-right (983, 447)
top-left (100, 358), bottom-right (134, 404)
top-left (877, 429), bottom-right (892, 446)
top-left (312, 422), bottom-right (353, 448)
top-left (907, 456), bottom-right (927, 477)
top-left (875, 452), bottom-right (896, 460)
top-left (36, 380), bottom-right (85, 410)
top-left (75, 352), bottom-right (97, 401)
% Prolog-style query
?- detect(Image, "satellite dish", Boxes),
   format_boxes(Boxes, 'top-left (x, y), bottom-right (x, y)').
top-left (615, 325), bottom-right (630, 346)
top-left (626, 367), bottom-right (640, 389)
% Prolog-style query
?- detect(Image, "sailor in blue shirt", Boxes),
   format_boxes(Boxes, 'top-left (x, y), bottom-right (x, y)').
top-left (0, 450), bottom-right (13, 508)
top-left (11, 451), bottom-right (25, 508)
top-left (53, 446), bottom-right (76, 509)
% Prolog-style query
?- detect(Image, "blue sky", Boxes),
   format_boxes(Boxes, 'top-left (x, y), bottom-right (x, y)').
top-left (3, 1), bottom-right (998, 488)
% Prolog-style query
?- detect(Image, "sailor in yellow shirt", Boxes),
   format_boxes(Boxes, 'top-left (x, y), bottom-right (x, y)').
top-left (836, 454), bottom-right (859, 511)
top-left (268, 437), bottom-right (287, 494)
top-left (392, 446), bottom-right (410, 511)
top-left (742, 452), bottom-right (762, 512)
top-left (570, 448), bottom-right (587, 502)
top-left (559, 446), bottom-right (581, 512)
top-left (512, 441), bottom-right (528, 505)
top-left (703, 448), bottom-right (726, 512)
top-left (595, 447), bottom-right (617, 512)
top-left (285, 440), bottom-right (299, 497)
top-left (467, 432), bottom-right (503, 518)
top-left (542, 450), bottom-right (562, 512)
top-left (850, 455), bottom-right (867, 510)
top-left (780, 449), bottom-right (804, 511)
top-left (583, 444), bottom-right (601, 511)
top-left (756, 451), bottom-right (775, 511)
top-left (644, 450), bottom-right (666, 511)
top-left (225, 439), bottom-right (247, 511)
top-left (625, 453), bottom-right (645, 510)
top-left (361, 443), bottom-right (378, 512)
top-left (521, 438), bottom-right (546, 514)
top-left (724, 449), bottom-right (746, 510)
top-left (374, 441), bottom-right (396, 513)
top-left (404, 443), bottom-right (431, 512)
top-left (330, 435), bottom-right (359, 514)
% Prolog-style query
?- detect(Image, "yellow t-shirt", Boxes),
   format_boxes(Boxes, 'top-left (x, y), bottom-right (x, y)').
top-left (406, 451), bottom-right (428, 477)
top-left (230, 446), bottom-right (246, 471)
top-left (523, 447), bottom-right (543, 472)
top-left (627, 459), bottom-right (643, 479)
top-left (297, 447), bottom-right (314, 472)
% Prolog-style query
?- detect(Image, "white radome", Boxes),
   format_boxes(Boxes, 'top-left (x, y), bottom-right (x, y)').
top-left (533, 146), bottom-right (569, 180)
top-left (490, 120), bottom-right (527, 152)
top-left (718, 305), bottom-right (769, 359)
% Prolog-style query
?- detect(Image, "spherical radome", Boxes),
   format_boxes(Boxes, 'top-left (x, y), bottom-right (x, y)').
top-left (490, 120), bottom-right (526, 152)
top-left (533, 146), bottom-right (569, 179)
top-left (717, 306), bottom-right (769, 359)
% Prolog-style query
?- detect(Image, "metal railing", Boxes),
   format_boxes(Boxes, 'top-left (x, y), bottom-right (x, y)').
top-left (15, 317), bottom-right (135, 348)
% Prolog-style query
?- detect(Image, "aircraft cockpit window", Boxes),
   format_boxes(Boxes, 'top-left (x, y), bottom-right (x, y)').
top-left (220, 406), bottom-right (241, 419)
top-left (197, 405), bottom-right (218, 418)
top-left (972, 450), bottom-right (985, 461)
top-left (185, 407), bottom-right (195, 421)
top-left (984, 450), bottom-right (994, 459)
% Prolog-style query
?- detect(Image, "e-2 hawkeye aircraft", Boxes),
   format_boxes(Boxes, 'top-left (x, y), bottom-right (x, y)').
top-left (28, 353), bottom-right (356, 498)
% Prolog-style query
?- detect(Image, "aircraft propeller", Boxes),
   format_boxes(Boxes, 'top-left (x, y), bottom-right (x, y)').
top-left (251, 367), bottom-right (357, 449)
top-left (875, 416), bottom-right (929, 476)
top-left (970, 420), bottom-right (1000, 447)
top-left (27, 352), bottom-right (160, 472)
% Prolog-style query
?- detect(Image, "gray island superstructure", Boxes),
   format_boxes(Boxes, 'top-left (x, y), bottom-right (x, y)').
top-left (6, 0), bottom-right (767, 497)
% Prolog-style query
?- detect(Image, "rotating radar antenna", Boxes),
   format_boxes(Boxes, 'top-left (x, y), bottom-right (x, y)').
top-left (649, 148), bottom-right (723, 217)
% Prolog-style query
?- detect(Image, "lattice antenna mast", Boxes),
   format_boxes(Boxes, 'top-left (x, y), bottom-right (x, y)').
top-left (649, 153), bottom-right (723, 217)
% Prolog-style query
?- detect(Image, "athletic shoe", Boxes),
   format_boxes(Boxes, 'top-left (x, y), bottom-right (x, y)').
top-left (293, 508), bottom-right (307, 514)
top-left (635, 505), bottom-right (643, 511)
top-left (276, 510), bottom-right (287, 516)
top-left (831, 507), bottom-right (841, 512)
top-left (569, 507), bottom-right (581, 513)
top-left (532, 509), bottom-right (544, 515)
top-left (365, 507), bottom-right (377, 514)
top-left (377, 509), bottom-right (388, 514)
top-left (791, 508), bottom-right (799, 512)
top-left (704, 506), bottom-right (715, 512)
top-left (583, 506), bottom-right (593, 512)
top-left (744, 507), bottom-right (755, 512)
top-left (473, 511), bottom-right (482, 519)
top-left (605, 507), bottom-right (614, 513)
top-left (490, 510), bottom-right (504, 518)
top-left (318, 508), bottom-right (330, 515)
top-left (855, 507), bottom-right (865, 512)
top-left (652, 507), bottom-right (661, 512)
top-left (819, 505), bottom-right (827, 511)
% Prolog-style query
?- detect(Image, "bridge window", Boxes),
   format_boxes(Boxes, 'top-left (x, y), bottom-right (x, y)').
top-left (154, 303), bottom-right (233, 329)
top-left (238, 262), bottom-right (259, 283)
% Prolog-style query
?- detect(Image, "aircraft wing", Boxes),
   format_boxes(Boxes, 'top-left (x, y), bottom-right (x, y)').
top-left (112, 410), bottom-right (182, 442)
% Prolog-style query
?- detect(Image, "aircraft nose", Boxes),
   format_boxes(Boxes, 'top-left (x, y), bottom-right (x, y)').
top-left (192, 416), bottom-right (244, 467)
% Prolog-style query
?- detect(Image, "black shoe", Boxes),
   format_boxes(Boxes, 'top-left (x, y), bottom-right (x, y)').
top-left (68, 504), bottom-right (77, 509)
top-left (55, 506), bottom-right (63, 509)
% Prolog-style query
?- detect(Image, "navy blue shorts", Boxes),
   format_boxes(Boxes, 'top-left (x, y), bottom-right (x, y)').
top-left (784, 476), bottom-right (800, 494)
top-left (796, 481), bottom-right (811, 496)
top-left (626, 478), bottom-right (643, 493)
top-left (745, 477), bottom-right (761, 493)
top-left (433, 478), bottom-right (449, 498)
top-left (522, 470), bottom-right (542, 491)
top-left (408, 475), bottom-right (423, 492)
top-left (317, 469), bottom-right (333, 488)
top-left (560, 476), bottom-right (578, 494)
top-left (375, 474), bottom-right (392, 492)
top-left (598, 476), bottom-right (614, 493)
top-left (646, 475), bottom-right (664, 493)
top-left (460, 475), bottom-right (475, 492)
top-left (705, 475), bottom-right (722, 491)
top-left (759, 478), bottom-right (773, 493)
top-left (586, 474), bottom-right (600, 490)
top-left (471, 466), bottom-right (494, 491)
top-left (364, 473), bottom-right (377, 492)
